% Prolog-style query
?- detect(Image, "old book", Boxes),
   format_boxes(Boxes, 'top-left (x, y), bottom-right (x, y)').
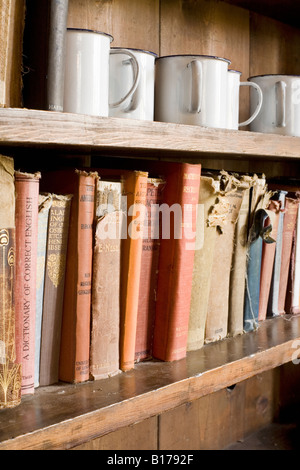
top-left (257, 199), bottom-right (281, 322)
top-left (290, 205), bottom-right (300, 314)
top-left (228, 175), bottom-right (255, 337)
top-left (90, 180), bottom-right (123, 380)
top-left (187, 175), bottom-right (220, 351)
top-left (267, 190), bottom-right (288, 317)
top-left (277, 197), bottom-right (299, 315)
top-left (39, 194), bottom-right (72, 386)
top-left (0, 0), bottom-right (26, 107)
top-left (205, 172), bottom-right (249, 344)
top-left (120, 171), bottom-right (148, 371)
top-left (15, 170), bottom-right (41, 395)
top-left (152, 162), bottom-right (201, 362)
top-left (58, 170), bottom-right (97, 383)
top-left (243, 177), bottom-right (272, 332)
top-left (0, 155), bottom-right (22, 409)
top-left (135, 177), bottom-right (165, 362)
top-left (35, 193), bottom-right (53, 388)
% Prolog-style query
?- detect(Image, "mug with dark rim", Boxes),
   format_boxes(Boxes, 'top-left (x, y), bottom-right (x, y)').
top-left (248, 74), bottom-right (300, 137)
top-left (154, 54), bottom-right (231, 129)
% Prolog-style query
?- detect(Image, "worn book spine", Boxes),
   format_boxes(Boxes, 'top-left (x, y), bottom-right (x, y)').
top-left (267, 190), bottom-right (288, 317)
top-left (291, 204), bottom-right (300, 314)
top-left (47, 0), bottom-right (69, 111)
top-left (0, 155), bottom-right (21, 409)
top-left (205, 174), bottom-right (247, 344)
top-left (243, 177), bottom-right (270, 332)
top-left (90, 210), bottom-right (122, 380)
top-left (0, 0), bottom-right (25, 107)
top-left (120, 171), bottom-right (148, 371)
top-left (15, 171), bottom-right (41, 395)
top-left (278, 197), bottom-right (299, 315)
top-left (39, 194), bottom-right (72, 386)
top-left (135, 178), bottom-right (165, 362)
top-left (59, 171), bottom-right (98, 383)
top-left (258, 200), bottom-right (281, 322)
top-left (187, 175), bottom-right (219, 351)
top-left (35, 193), bottom-right (53, 388)
top-left (228, 181), bottom-right (251, 337)
top-left (152, 163), bottom-right (201, 362)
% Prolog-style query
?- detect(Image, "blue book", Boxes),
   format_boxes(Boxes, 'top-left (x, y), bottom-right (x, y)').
top-left (243, 208), bottom-right (273, 332)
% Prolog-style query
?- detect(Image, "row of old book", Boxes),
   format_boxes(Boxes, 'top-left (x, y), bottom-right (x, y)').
top-left (0, 154), bottom-right (299, 409)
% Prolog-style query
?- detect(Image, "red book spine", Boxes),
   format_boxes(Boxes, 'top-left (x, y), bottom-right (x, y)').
top-left (152, 163), bottom-right (201, 362)
top-left (15, 171), bottom-right (40, 395)
top-left (59, 170), bottom-right (98, 383)
top-left (135, 178), bottom-right (165, 362)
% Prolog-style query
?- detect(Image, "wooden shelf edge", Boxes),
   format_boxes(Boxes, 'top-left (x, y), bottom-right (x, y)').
top-left (0, 108), bottom-right (299, 161)
top-left (0, 315), bottom-right (300, 450)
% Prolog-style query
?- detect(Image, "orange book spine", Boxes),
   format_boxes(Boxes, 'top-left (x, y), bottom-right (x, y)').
top-left (15, 171), bottom-right (41, 395)
top-left (152, 163), bottom-right (201, 362)
top-left (59, 170), bottom-right (97, 383)
top-left (120, 171), bottom-right (148, 371)
top-left (135, 178), bottom-right (165, 362)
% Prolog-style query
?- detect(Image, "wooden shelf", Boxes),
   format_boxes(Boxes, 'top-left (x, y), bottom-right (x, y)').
top-left (0, 315), bottom-right (300, 450)
top-left (0, 108), bottom-right (299, 161)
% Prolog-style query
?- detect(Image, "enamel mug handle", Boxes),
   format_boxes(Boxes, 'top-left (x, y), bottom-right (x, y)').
top-left (275, 80), bottom-right (287, 128)
top-left (109, 49), bottom-right (140, 109)
top-left (239, 82), bottom-right (263, 127)
top-left (187, 60), bottom-right (202, 113)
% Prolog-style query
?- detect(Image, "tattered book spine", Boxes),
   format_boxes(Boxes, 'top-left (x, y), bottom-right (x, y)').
top-left (90, 210), bottom-right (122, 380)
top-left (15, 171), bottom-right (41, 396)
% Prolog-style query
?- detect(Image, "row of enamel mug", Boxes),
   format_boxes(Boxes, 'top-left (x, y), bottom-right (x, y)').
top-left (63, 29), bottom-right (300, 136)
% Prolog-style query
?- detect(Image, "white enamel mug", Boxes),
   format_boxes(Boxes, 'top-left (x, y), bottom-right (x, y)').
top-left (154, 55), bottom-right (231, 129)
top-left (248, 75), bottom-right (300, 136)
top-left (109, 48), bottom-right (157, 121)
top-left (226, 70), bottom-right (263, 130)
top-left (64, 29), bottom-right (139, 117)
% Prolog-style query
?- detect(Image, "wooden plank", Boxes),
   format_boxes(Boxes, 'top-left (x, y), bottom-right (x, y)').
top-left (0, 108), bottom-right (299, 161)
top-left (73, 417), bottom-right (158, 450)
top-left (67, 0), bottom-right (160, 53)
top-left (160, 0), bottom-right (250, 123)
top-left (250, 12), bottom-right (300, 77)
top-left (0, 315), bottom-right (299, 450)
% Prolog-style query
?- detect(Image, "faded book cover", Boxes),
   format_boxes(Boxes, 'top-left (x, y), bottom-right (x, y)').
top-left (135, 177), bottom-right (165, 362)
top-left (0, 0), bottom-right (25, 107)
top-left (152, 162), bottom-right (201, 362)
top-left (228, 175), bottom-right (253, 337)
top-left (0, 155), bottom-right (21, 409)
top-left (243, 177), bottom-right (272, 332)
top-left (35, 193), bottom-right (53, 388)
top-left (205, 172), bottom-right (248, 344)
top-left (90, 179), bottom-right (123, 380)
top-left (278, 197), bottom-right (299, 314)
top-left (58, 171), bottom-right (97, 383)
top-left (187, 175), bottom-right (219, 351)
top-left (120, 171), bottom-right (148, 371)
top-left (258, 199), bottom-right (281, 322)
top-left (39, 194), bottom-right (72, 386)
top-left (15, 170), bottom-right (41, 395)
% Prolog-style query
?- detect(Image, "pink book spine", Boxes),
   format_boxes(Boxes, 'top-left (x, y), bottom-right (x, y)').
top-left (15, 171), bottom-right (40, 395)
